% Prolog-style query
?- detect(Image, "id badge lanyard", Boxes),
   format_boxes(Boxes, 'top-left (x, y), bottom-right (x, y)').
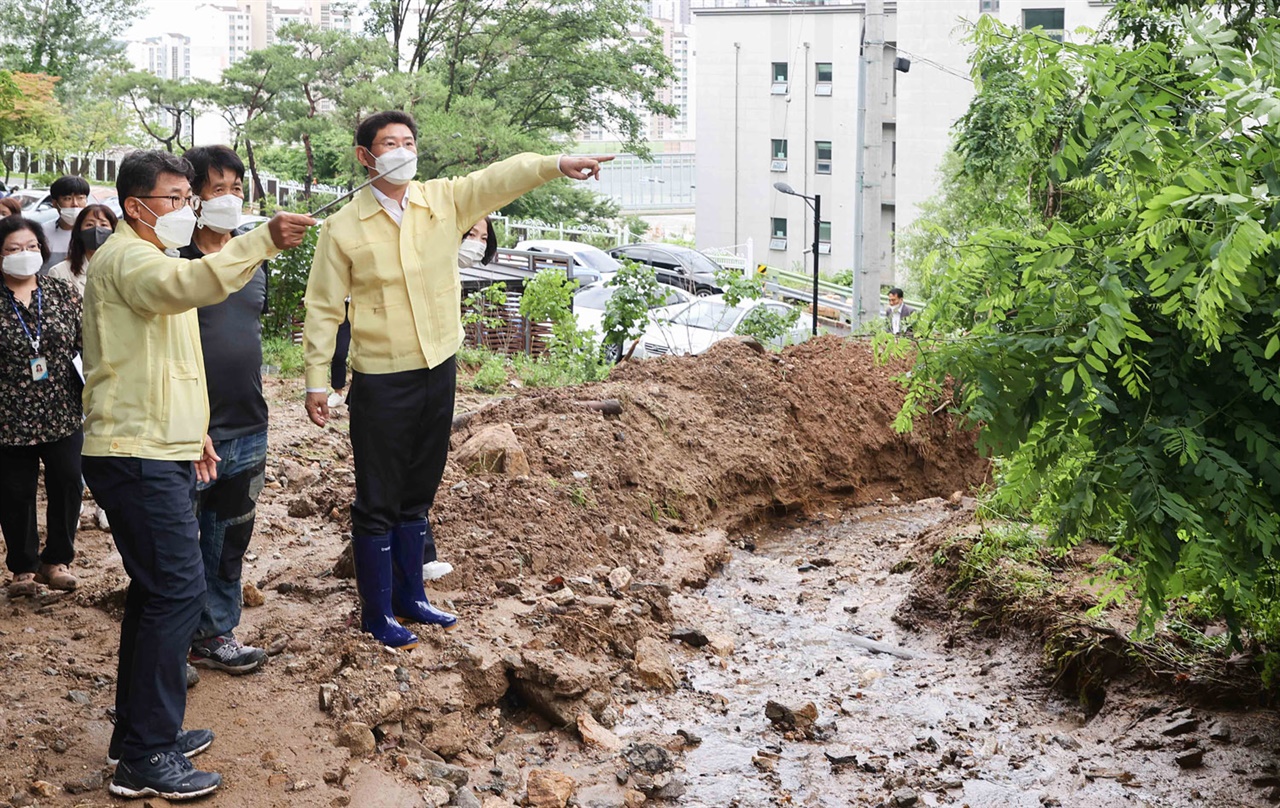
top-left (9, 286), bottom-right (46, 381)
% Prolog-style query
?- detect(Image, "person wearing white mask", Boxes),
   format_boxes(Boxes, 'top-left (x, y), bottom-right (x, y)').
top-left (302, 110), bottom-right (611, 649)
top-left (40, 175), bottom-right (91, 271)
top-left (79, 150), bottom-right (315, 800)
top-left (175, 145), bottom-right (270, 677)
top-left (0, 216), bottom-right (84, 599)
top-left (458, 215), bottom-right (497, 269)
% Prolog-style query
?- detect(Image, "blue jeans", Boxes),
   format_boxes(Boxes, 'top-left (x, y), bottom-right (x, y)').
top-left (193, 430), bottom-right (268, 641)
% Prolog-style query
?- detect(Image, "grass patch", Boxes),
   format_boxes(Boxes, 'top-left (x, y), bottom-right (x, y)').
top-left (263, 336), bottom-right (305, 377)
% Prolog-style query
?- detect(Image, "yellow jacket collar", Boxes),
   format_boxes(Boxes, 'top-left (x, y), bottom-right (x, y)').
top-left (356, 183), bottom-right (428, 221)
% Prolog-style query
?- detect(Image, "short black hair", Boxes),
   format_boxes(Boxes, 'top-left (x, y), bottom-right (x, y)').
top-left (50, 175), bottom-right (90, 199)
top-left (116, 150), bottom-right (194, 220)
top-left (889, 287), bottom-right (904, 298)
top-left (356, 110), bottom-right (418, 151)
top-left (0, 216), bottom-right (51, 263)
top-left (182, 146), bottom-right (246, 195)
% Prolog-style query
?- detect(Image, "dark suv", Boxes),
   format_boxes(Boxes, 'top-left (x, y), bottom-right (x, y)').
top-left (607, 243), bottom-right (725, 296)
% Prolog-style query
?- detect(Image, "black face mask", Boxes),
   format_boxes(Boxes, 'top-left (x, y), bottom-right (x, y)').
top-left (77, 226), bottom-right (113, 251)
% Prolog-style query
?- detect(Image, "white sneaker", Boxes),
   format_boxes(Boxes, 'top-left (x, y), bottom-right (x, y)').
top-left (327, 391), bottom-right (346, 408)
top-left (95, 507), bottom-right (110, 531)
top-left (423, 561), bottom-right (454, 581)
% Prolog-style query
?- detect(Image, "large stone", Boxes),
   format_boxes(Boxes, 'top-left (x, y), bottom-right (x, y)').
top-left (423, 785), bottom-right (451, 807)
top-left (455, 424), bottom-right (531, 477)
top-left (524, 769), bottom-right (575, 808)
top-left (608, 567), bottom-right (633, 592)
top-left (517, 650), bottom-right (606, 698)
top-left (765, 700), bottom-right (818, 738)
top-left (337, 722), bottom-right (377, 757)
top-left (422, 711), bottom-right (472, 757)
top-left (634, 637), bottom-right (677, 691)
top-left (577, 712), bottom-right (622, 752)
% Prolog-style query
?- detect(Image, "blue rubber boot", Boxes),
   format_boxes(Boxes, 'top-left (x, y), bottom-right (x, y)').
top-left (352, 534), bottom-right (419, 649)
top-left (390, 520), bottom-right (458, 629)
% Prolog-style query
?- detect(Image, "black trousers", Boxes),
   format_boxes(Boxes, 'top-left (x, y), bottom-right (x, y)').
top-left (331, 314), bottom-right (351, 390)
top-left (0, 430), bottom-right (83, 575)
top-left (82, 456), bottom-right (204, 761)
top-left (348, 358), bottom-right (456, 537)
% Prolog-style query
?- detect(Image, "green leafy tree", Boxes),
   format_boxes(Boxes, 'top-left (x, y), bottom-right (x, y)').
top-left (601, 259), bottom-right (665, 361)
top-left (0, 0), bottom-right (141, 92)
top-left (889, 9), bottom-right (1280, 640)
top-left (111, 71), bottom-right (214, 153)
top-left (0, 71), bottom-right (62, 184)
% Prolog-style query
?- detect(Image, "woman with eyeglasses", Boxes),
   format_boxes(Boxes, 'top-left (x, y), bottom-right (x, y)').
top-left (0, 216), bottom-right (84, 597)
top-left (48, 204), bottom-right (118, 297)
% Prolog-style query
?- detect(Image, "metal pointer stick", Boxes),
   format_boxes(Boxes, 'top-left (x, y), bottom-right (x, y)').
top-left (307, 155), bottom-right (417, 220)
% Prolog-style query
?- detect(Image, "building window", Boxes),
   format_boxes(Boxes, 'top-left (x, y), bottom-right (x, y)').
top-left (771, 139), bottom-right (788, 171)
top-left (818, 220), bottom-right (831, 254)
top-left (770, 217), bottom-right (787, 251)
top-left (980, 0), bottom-right (999, 12)
top-left (815, 141), bottom-right (832, 175)
top-left (771, 62), bottom-right (788, 94)
top-left (815, 62), bottom-right (833, 96)
top-left (1023, 8), bottom-right (1065, 41)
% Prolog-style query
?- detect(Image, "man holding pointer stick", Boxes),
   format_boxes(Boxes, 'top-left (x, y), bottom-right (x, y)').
top-left (302, 110), bottom-right (611, 649)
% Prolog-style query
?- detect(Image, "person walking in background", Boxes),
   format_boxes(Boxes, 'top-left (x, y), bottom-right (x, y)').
top-left (81, 149), bottom-right (313, 800)
top-left (0, 216), bottom-right (84, 597)
top-left (48, 204), bottom-right (118, 296)
top-left (40, 175), bottom-right (90, 271)
top-left (177, 145), bottom-right (270, 676)
top-left (302, 109), bottom-right (611, 649)
top-left (886, 287), bottom-right (915, 335)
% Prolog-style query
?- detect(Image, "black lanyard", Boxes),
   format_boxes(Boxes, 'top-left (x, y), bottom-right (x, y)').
top-left (9, 285), bottom-right (42, 355)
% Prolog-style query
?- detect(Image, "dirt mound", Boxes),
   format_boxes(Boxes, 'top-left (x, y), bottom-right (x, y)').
top-left (0, 336), bottom-right (986, 806)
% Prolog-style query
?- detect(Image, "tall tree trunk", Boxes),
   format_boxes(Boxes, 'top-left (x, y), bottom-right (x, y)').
top-left (303, 132), bottom-right (315, 201)
top-left (245, 137), bottom-right (266, 211)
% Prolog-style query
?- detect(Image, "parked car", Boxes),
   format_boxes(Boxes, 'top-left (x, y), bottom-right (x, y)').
top-left (606, 243), bottom-right (725, 297)
top-left (515, 239), bottom-right (622, 285)
top-left (15, 186), bottom-right (122, 225)
top-left (631, 295), bottom-right (808, 359)
top-left (573, 278), bottom-right (694, 362)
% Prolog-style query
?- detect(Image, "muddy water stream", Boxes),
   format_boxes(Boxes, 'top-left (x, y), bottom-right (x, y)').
top-left (605, 500), bottom-right (1280, 808)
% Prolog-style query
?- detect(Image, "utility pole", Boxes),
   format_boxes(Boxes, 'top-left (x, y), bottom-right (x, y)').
top-left (853, 0), bottom-right (885, 328)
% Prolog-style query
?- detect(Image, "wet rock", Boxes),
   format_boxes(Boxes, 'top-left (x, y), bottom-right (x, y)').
top-left (824, 749), bottom-right (859, 767)
top-left (548, 587), bottom-right (576, 606)
top-left (419, 760), bottom-right (468, 788)
top-left (287, 496), bottom-right (320, 518)
top-left (495, 579), bottom-right (521, 597)
top-left (243, 582), bottom-right (266, 607)
top-left (337, 722), bottom-right (376, 757)
top-left (676, 729), bottom-right (702, 746)
top-left (1175, 748), bottom-right (1205, 769)
top-left (29, 781), bottom-right (56, 798)
top-left (706, 632), bottom-right (735, 657)
top-left (752, 749), bottom-right (779, 772)
top-left (608, 567), bottom-right (632, 593)
top-left (524, 768), bottom-right (575, 808)
top-left (634, 637), bottom-right (677, 691)
top-left (63, 770), bottom-right (103, 794)
top-left (622, 743), bottom-right (674, 774)
top-left (319, 683), bottom-right (338, 712)
top-left (670, 627), bottom-right (709, 648)
top-left (892, 786), bottom-right (919, 807)
top-left (455, 424), bottom-right (531, 477)
top-left (765, 699), bottom-right (818, 738)
top-left (889, 559), bottom-right (918, 574)
top-left (65, 689), bottom-right (91, 705)
top-left (1052, 734), bottom-right (1081, 751)
top-left (1208, 724), bottom-right (1232, 743)
top-left (453, 787), bottom-right (483, 808)
top-left (1161, 717), bottom-right (1200, 737)
top-left (577, 712), bottom-right (622, 751)
top-left (623, 790), bottom-right (646, 807)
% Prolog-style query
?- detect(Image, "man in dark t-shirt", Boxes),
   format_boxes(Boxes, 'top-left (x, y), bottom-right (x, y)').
top-left (179, 145), bottom-right (269, 674)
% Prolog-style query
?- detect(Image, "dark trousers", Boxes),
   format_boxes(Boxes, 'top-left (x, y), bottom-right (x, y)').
top-left (82, 456), bottom-right (204, 761)
top-left (0, 430), bottom-right (83, 575)
top-left (331, 316), bottom-right (351, 390)
top-left (349, 358), bottom-right (456, 538)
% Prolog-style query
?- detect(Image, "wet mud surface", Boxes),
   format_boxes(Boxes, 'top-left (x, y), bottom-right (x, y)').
top-left (610, 501), bottom-right (1280, 807)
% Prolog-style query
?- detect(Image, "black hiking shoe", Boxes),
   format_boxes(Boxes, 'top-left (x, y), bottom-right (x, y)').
top-left (109, 750), bottom-right (221, 800)
top-left (189, 633), bottom-right (268, 674)
top-left (109, 728), bottom-right (214, 767)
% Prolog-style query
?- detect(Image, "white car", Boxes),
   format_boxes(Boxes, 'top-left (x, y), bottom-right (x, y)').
top-left (632, 295), bottom-right (809, 359)
top-left (515, 239), bottom-right (622, 285)
top-left (573, 279), bottom-right (694, 362)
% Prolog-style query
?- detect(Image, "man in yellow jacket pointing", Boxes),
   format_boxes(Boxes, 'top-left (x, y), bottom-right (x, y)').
top-left (302, 110), bottom-right (610, 650)
top-left (82, 149), bottom-right (315, 800)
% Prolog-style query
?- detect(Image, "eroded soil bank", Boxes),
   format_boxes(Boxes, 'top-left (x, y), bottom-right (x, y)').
top-left (6, 336), bottom-right (1267, 808)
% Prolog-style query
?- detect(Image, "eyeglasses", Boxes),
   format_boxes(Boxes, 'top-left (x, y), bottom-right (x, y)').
top-left (135, 195), bottom-right (198, 210)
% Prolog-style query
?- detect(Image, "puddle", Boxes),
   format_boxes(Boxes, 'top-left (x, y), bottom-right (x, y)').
top-left (610, 500), bottom-right (1280, 807)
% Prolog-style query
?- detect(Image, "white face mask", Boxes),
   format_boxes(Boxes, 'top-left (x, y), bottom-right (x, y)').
top-left (2, 251), bottom-right (42, 278)
top-left (59, 206), bottom-right (83, 226)
top-left (138, 202), bottom-right (198, 250)
top-left (370, 146), bottom-right (418, 185)
top-left (457, 239), bottom-right (487, 268)
top-left (197, 194), bottom-right (243, 234)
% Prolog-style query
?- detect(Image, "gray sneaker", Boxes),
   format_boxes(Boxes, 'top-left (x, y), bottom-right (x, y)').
top-left (189, 634), bottom-right (267, 675)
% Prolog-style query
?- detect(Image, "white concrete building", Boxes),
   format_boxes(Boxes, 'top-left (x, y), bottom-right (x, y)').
top-left (693, 5), bottom-right (894, 279)
top-left (189, 3), bottom-right (254, 78)
top-left (127, 33), bottom-right (193, 80)
top-left (895, 0), bottom-right (1113, 257)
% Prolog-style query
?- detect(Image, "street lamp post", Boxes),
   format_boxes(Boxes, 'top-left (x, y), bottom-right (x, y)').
top-left (774, 182), bottom-right (821, 337)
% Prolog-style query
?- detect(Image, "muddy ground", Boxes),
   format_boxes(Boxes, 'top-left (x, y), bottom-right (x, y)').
top-left (0, 336), bottom-right (1273, 807)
